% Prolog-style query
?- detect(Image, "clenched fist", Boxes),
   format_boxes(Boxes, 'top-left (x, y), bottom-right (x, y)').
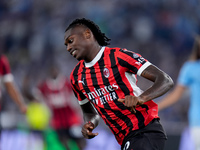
top-left (81, 121), bottom-right (99, 139)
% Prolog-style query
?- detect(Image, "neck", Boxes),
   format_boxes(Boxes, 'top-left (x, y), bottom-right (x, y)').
top-left (85, 43), bottom-right (102, 62)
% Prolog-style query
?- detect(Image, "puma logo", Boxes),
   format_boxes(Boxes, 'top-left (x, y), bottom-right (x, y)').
top-left (78, 78), bottom-right (85, 85)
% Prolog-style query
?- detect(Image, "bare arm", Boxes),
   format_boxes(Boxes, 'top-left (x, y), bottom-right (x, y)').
top-left (4, 81), bottom-right (27, 114)
top-left (139, 64), bottom-right (174, 102)
top-left (118, 64), bottom-right (174, 112)
top-left (80, 101), bottom-right (100, 139)
top-left (158, 85), bottom-right (186, 111)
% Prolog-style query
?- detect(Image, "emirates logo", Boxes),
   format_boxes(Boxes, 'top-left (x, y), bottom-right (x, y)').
top-left (103, 68), bottom-right (110, 78)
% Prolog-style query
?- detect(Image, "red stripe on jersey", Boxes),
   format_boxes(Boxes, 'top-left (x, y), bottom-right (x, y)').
top-left (85, 61), bottom-right (121, 135)
top-left (112, 49), bottom-right (137, 98)
top-left (0, 55), bottom-right (11, 76)
top-left (103, 48), bottom-right (136, 133)
top-left (71, 61), bottom-right (87, 101)
top-left (120, 49), bottom-right (148, 66)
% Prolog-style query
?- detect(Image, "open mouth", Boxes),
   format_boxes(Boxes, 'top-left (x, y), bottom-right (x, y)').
top-left (72, 50), bottom-right (75, 55)
top-left (71, 50), bottom-right (77, 57)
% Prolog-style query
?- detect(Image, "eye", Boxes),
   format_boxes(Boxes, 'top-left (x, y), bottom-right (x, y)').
top-left (68, 38), bottom-right (73, 44)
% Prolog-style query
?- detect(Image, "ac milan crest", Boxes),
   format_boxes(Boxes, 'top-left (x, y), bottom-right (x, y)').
top-left (103, 67), bottom-right (110, 78)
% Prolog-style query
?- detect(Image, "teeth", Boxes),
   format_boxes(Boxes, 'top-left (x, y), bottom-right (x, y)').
top-left (72, 50), bottom-right (75, 55)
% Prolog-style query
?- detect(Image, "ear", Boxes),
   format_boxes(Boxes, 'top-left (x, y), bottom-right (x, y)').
top-left (84, 29), bottom-right (92, 39)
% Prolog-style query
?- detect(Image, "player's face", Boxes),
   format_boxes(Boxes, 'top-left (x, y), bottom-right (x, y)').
top-left (64, 26), bottom-right (91, 61)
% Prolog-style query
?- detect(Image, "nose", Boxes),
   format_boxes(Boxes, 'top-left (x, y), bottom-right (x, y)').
top-left (67, 45), bottom-right (72, 52)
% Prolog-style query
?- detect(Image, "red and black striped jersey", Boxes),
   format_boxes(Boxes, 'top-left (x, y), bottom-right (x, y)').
top-left (70, 47), bottom-right (159, 145)
top-left (0, 55), bottom-right (13, 82)
top-left (0, 55), bottom-right (14, 110)
top-left (38, 75), bottom-right (82, 129)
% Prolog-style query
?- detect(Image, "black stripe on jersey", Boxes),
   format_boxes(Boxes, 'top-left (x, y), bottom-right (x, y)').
top-left (72, 63), bottom-right (86, 100)
top-left (81, 64), bottom-right (88, 93)
top-left (99, 107), bottom-right (121, 136)
top-left (118, 58), bottom-right (138, 74)
top-left (71, 81), bottom-right (78, 98)
top-left (71, 79), bottom-right (85, 100)
top-left (97, 54), bottom-right (124, 135)
top-left (81, 64), bottom-right (108, 123)
top-left (89, 66), bottom-right (103, 106)
top-left (119, 49), bottom-right (133, 57)
top-left (110, 49), bottom-right (130, 96)
top-left (102, 111), bottom-right (120, 139)
top-left (119, 49), bottom-right (146, 65)
top-left (135, 110), bottom-right (145, 129)
top-left (140, 104), bottom-right (149, 113)
top-left (73, 63), bottom-right (80, 77)
top-left (109, 49), bottom-right (135, 132)
top-left (110, 49), bottom-right (145, 129)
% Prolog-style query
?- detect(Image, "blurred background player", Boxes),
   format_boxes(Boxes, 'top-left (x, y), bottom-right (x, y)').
top-left (158, 35), bottom-right (200, 150)
top-left (0, 52), bottom-right (27, 114)
top-left (35, 64), bottom-right (85, 150)
top-left (0, 50), bottom-right (27, 129)
top-left (0, 46), bottom-right (27, 149)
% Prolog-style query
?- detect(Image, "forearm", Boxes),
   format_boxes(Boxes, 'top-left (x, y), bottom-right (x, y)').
top-left (158, 85), bottom-right (185, 111)
top-left (83, 113), bottom-right (100, 128)
top-left (139, 72), bottom-right (174, 103)
top-left (81, 102), bottom-right (100, 128)
top-left (5, 82), bottom-right (26, 108)
top-left (158, 94), bottom-right (178, 111)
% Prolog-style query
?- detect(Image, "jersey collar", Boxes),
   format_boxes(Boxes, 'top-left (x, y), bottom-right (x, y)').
top-left (84, 46), bottom-right (105, 68)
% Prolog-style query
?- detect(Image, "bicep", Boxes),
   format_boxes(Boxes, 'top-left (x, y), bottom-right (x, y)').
top-left (140, 64), bottom-right (165, 82)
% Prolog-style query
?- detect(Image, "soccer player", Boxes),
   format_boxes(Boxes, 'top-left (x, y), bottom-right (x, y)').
top-left (36, 65), bottom-right (85, 150)
top-left (158, 35), bottom-right (200, 150)
top-left (0, 54), bottom-right (26, 114)
top-left (0, 54), bottom-right (27, 141)
top-left (64, 18), bottom-right (174, 150)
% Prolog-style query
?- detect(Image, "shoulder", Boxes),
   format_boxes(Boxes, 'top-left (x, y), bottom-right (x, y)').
top-left (105, 47), bottom-right (129, 52)
top-left (70, 61), bottom-right (83, 74)
top-left (0, 55), bottom-right (9, 64)
top-left (182, 61), bottom-right (197, 70)
top-left (105, 47), bottom-right (138, 57)
top-left (179, 61), bottom-right (197, 77)
top-left (70, 61), bottom-right (83, 82)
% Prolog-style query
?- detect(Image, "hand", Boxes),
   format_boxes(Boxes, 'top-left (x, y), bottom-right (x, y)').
top-left (81, 121), bottom-right (98, 139)
top-left (118, 95), bottom-right (144, 113)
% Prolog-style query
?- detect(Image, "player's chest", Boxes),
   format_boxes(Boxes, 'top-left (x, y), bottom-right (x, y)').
top-left (77, 64), bottom-right (124, 88)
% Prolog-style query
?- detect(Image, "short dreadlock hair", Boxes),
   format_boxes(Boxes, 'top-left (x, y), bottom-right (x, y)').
top-left (65, 18), bottom-right (111, 46)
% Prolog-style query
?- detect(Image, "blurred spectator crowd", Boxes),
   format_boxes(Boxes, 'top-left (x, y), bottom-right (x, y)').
top-left (0, 0), bottom-right (200, 149)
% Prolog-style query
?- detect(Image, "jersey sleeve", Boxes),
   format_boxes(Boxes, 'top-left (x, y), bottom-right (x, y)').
top-left (0, 55), bottom-right (14, 82)
top-left (70, 74), bottom-right (88, 105)
top-left (117, 49), bottom-right (151, 76)
top-left (177, 62), bottom-right (191, 87)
